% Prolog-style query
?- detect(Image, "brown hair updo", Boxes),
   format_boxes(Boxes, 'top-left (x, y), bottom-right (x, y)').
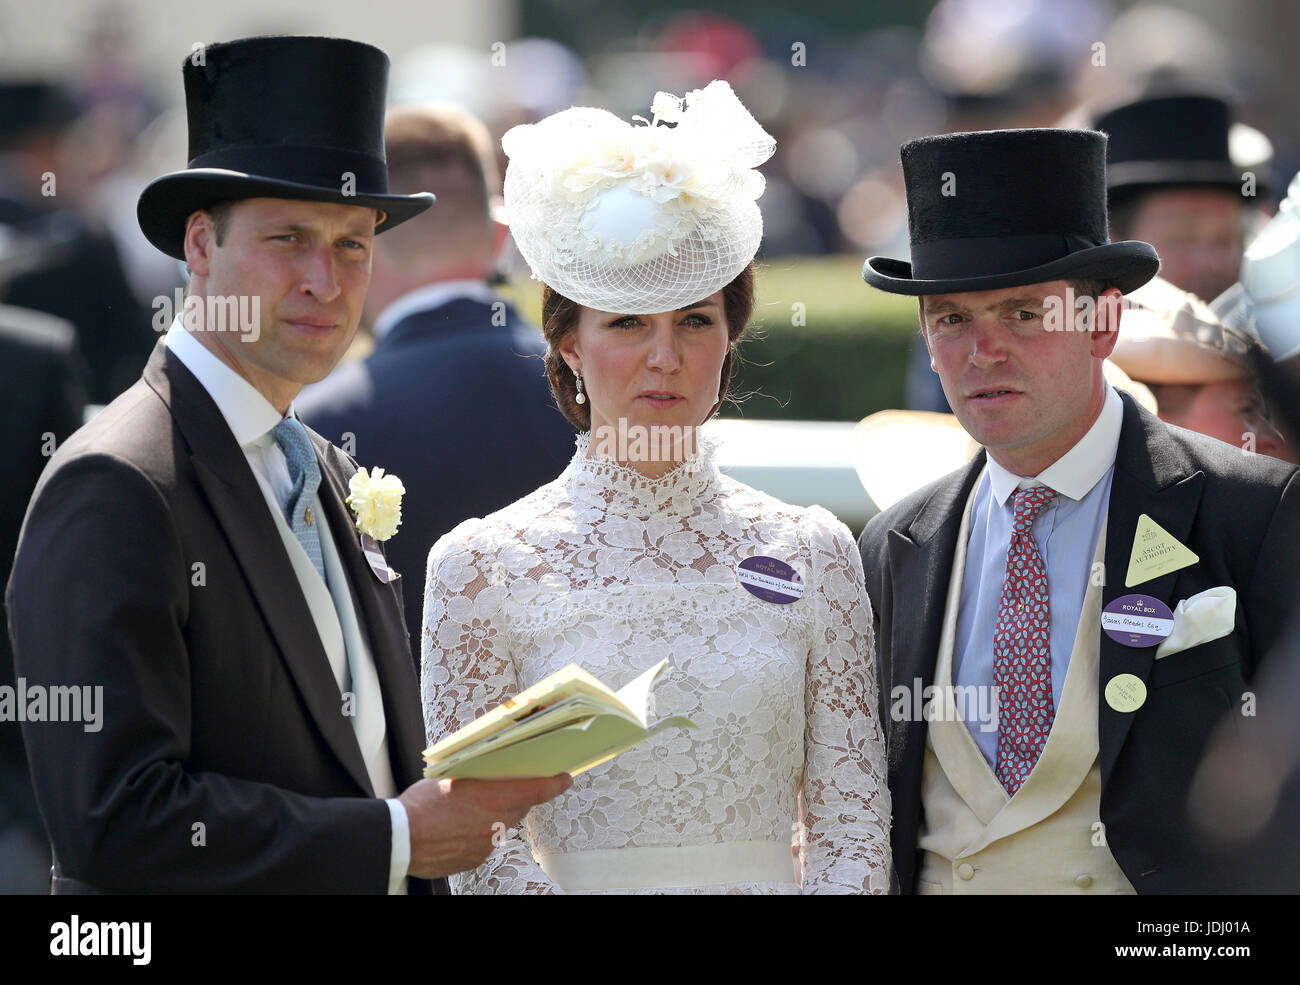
top-left (541, 261), bottom-right (756, 430)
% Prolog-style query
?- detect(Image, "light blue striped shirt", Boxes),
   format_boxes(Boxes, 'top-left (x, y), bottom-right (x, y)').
top-left (953, 385), bottom-right (1123, 767)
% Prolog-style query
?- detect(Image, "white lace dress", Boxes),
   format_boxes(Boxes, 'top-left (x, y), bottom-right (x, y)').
top-left (420, 434), bottom-right (890, 894)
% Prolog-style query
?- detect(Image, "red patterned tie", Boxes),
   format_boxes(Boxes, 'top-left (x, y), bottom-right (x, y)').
top-left (993, 485), bottom-right (1058, 794)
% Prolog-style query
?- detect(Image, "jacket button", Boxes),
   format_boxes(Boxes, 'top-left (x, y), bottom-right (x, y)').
top-left (1075, 873), bottom-right (1093, 888)
top-left (957, 863), bottom-right (975, 881)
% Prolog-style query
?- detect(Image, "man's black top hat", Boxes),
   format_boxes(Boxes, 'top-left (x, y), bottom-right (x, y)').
top-left (1096, 94), bottom-right (1248, 204)
top-left (137, 36), bottom-right (434, 260)
top-left (863, 128), bottom-right (1159, 296)
top-left (0, 81), bottom-right (78, 145)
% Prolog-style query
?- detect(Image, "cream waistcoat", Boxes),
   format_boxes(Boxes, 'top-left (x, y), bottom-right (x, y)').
top-left (915, 481), bottom-right (1133, 894)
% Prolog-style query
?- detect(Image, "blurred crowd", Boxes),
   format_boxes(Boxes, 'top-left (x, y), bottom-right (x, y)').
top-left (4, 0), bottom-right (1300, 891)
top-left (4, 2), bottom-right (1299, 411)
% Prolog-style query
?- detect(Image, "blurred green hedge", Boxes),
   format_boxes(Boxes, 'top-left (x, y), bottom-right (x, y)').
top-left (726, 256), bottom-right (920, 421)
top-left (500, 255), bottom-right (922, 422)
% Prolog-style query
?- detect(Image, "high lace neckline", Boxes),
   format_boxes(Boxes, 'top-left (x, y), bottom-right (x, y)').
top-left (564, 428), bottom-right (723, 519)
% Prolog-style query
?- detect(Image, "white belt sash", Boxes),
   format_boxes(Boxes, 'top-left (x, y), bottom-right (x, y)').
top-left (537, 841), bottom-right (795, 892)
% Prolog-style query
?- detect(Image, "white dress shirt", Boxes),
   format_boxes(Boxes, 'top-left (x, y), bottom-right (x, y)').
top-left (164, 319), bottom-right (410, 892)
top-left (953, 384), bottom-right (1124, 767)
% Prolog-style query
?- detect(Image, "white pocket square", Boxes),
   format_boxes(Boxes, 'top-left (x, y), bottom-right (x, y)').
top-left (1155, 586), bottom-right (1236, 659)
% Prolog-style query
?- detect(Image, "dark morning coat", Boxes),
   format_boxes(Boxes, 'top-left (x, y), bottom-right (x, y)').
top-left (6, 340), bottom-right (430, 893)
top-left (0, 305), bottom-right (86, 885)
top-left (858, 392), bottom-right (1300, 893)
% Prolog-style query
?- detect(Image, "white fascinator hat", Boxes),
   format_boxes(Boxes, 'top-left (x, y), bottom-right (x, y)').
top-left (501, 79), bottom-right (776, 313)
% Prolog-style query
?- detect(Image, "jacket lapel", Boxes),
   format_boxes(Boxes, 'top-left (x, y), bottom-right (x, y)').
top-left (311, 435), bottom-right (426, 789)
top-left (883, 452), bottom-right (987, 892)
top-left (887, 451), bottom-right (988, 698)
top-left (924, 483), bottom-right (1011, 824)
top-left (146, 344), bottom-right (375, 795)
top-left (1098, 393), bottom-right (1205, 784)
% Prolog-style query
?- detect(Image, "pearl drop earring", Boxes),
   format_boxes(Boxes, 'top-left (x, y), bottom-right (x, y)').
top-left (574, 372), bottom-right (586, 405)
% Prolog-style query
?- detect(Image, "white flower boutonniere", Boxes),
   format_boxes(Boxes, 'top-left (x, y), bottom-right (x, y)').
top-left (346, 466), bottom-right (405, 541)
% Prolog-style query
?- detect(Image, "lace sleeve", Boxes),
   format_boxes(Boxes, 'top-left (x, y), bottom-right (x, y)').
top-left (799, 512), bottom-right (892, 894)
top-left (420, 526), bottom-right (562, 895)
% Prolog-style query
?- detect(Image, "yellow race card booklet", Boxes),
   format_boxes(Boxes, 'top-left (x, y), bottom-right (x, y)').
top-left (422, 659), bottom-right (696, 780)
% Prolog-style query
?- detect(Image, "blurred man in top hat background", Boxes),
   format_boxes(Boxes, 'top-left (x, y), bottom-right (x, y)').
top-left (298, 103), bottom-right (574, 656)
top-left (1098, 93), bottom-right (1264, 306)
top-left (0, 80), bottom-right (153, 404)
top-left (858, 127), bottom-right (1299, 893)
top-left (6, 35), bottom-right (568, 894)
top-left (0, 224), bottom-right (87, 894)
top-left (1087, 93), bottom-right (1299, 459)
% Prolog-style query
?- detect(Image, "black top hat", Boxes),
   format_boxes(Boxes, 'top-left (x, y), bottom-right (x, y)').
top-left (863, 128), bottom-right (1159, 296)
top-left (136, 36), bottom-right (434, 260)
top-left (0, 81), bottom-right (78, 146)
top-left (1096, 94), bottom-right (1252, 204)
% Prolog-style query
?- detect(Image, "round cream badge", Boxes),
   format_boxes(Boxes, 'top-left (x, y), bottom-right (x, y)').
top-left (1105, 673), bottom-right (1147, 713)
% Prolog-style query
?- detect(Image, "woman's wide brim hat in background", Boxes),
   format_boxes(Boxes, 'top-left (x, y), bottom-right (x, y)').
top-left (862, 128), bottom-right (1160, 296)
top-left (501, 79), bottom-right (776, 313)
top-left (1094, 93), bottom-right (1267, 206)
top-left (1109, 275), bottom-right (1253, 385)
top-left (137, 36), bottom-right (434, 261)
top-left (1238, 170), bottom-right (1300, 362)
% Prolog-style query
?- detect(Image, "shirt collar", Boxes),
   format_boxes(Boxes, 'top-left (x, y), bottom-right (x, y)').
top-left (985, 384), bottom-right (1124, 506)
top-left (164, 316), bottom-right (289, 447)
top-left (371, 279), bottom-right (496, 341)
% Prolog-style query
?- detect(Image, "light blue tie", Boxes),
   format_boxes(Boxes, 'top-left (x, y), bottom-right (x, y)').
top-left (271, 417), bottom-right (327, 583)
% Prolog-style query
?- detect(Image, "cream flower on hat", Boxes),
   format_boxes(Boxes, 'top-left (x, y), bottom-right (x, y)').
top-left (502, 80), bottom-right (776, 313)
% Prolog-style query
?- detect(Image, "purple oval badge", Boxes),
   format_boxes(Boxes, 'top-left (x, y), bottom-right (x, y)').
top-left (737, 556), bottom-right (804, 604)
top-left (1102, 593), bottom-right (1174, 648)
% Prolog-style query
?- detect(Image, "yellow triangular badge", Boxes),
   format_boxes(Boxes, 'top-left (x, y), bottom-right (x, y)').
top-left (1125, 513), bottom-right (1199, 587)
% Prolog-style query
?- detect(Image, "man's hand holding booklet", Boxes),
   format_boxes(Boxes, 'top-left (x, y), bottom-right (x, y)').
top-left (422, 659), bottom-right (696, 780)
